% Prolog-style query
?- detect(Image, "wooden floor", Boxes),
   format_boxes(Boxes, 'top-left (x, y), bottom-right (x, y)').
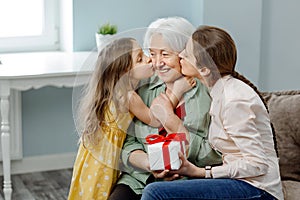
top-left (0, 168), bottom-right (73, 200)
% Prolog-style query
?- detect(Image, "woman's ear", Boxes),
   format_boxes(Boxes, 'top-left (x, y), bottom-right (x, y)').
top-left (199, 67), bottom-right (211, 77)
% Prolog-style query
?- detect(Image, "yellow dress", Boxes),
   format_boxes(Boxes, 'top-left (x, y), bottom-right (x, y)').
top-left (68, 103), bottom-right (133, 200)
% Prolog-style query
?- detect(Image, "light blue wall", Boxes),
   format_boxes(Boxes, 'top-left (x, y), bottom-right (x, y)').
top-left (203, 0), bottom-right (262, 85)
top-left (73, 0), bottom-right (204, 51)
top-left (260, 0), bottom-right (300, 91)
top-left (22, 87), bottom-right (78, 156)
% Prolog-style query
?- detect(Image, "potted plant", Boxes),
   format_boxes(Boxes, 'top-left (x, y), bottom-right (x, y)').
top-left (95, 23), bottom-right (117, 52)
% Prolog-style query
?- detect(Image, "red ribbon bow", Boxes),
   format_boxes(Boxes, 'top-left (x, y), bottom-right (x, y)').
top-left (146, 133), bottom-right (188, 170)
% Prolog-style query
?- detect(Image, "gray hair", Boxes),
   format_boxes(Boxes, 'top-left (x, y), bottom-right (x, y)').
top-left (143, 16), bottom-right (195, 54)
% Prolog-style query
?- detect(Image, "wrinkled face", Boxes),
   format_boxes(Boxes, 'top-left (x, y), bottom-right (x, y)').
top-left (179, 38), bottom-right (200, 79)
top-left (130, 40), bottom-right (154, 80)
top-left (149, 33), bottom-right (182, 84)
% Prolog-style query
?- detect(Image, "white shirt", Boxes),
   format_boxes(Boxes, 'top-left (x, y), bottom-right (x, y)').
top-left (209, 75), bottom-right (283, 200)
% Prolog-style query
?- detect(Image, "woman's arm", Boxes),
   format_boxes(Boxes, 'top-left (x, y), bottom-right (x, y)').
top-left (120, 122), bottom-right (154, 185)
top-left (168, 152), bottom-right (206, 178)
top-left (128, 149), bottom-right (150, 172)
top-left (211, 97), bottom-right (269, 179)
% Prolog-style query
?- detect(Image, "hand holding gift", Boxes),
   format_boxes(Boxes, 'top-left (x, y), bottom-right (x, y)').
top-left (146, 133), bottom-right (188, 170)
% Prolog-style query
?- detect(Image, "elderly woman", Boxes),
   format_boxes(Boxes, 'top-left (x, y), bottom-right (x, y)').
top-left (108, 17), bottom-right (222, 200)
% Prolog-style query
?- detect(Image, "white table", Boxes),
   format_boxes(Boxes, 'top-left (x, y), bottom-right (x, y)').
top-left (0, 51), bottom-right (96, 200)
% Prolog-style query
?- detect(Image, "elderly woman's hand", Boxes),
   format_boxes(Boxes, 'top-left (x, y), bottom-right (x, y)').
top-left (151, 169), bottom-right (182, 181)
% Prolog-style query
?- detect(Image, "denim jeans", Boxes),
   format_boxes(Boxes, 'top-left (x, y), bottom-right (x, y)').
top-left (141, 179), bottom-right (276, 200)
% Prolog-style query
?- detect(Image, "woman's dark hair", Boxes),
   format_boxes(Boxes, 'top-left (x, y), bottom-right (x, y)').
top-left (192, 25), bottom-right (278, 155)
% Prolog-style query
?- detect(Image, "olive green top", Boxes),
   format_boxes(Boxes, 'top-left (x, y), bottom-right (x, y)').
top-left (117, 76), bottom-right (222, 194)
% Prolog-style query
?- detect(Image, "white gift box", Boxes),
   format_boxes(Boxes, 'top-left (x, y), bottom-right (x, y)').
top-left (146, 133), bottom-right (187, 171)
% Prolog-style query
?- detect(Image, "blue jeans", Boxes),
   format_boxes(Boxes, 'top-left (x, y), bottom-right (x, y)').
top-left (141, 179), bottom-right (276, 200)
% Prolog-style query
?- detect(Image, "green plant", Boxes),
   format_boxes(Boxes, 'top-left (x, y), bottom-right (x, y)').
top-left (97, 23), bottom-right (117, 35)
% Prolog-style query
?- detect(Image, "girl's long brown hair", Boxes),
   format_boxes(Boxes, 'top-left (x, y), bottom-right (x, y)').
top-left (78, 38), bottom-right (134, 145)
top-left (192, 25), bottom-right (278, 155)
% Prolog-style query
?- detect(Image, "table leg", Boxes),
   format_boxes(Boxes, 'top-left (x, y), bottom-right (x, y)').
top-left (1, 89), bottom-right (12, 200)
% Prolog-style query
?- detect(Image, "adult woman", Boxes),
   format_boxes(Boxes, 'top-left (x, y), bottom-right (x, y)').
top-left (142, 25), bottom-right (283, 200)
top-left (109, 18), bottom-right (222, 200)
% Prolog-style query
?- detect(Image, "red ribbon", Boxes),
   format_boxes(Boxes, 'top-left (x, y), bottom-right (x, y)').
top-left (146, 133), bottom-right (188, 170)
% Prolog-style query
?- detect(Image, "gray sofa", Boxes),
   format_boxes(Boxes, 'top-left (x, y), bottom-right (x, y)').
top-left (262, 90), bottom-right (300, 200)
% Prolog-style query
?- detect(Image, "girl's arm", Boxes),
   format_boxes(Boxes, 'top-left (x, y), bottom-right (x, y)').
top-left (150, 93), bottom-right (190, 143)
top-left (128, 91), bottom-right (161, 127)
top-left (128, 76), bottom-right (195, 128)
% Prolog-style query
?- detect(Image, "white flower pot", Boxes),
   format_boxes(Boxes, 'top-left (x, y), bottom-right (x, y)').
top-left (95, 33), bottom-right (114, 52)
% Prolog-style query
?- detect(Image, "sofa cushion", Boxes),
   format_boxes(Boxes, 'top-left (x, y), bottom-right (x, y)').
top-left (282, 180), bottom-right (300, 200)
top-left (262, 90), bottom-right (300, 182)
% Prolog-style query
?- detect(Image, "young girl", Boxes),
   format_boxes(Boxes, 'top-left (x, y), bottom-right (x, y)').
top-left (144, 26), bottom-right (283, 200)
top-left (68, 37), bottom-right (193, 200)
top-left (68, 38), bottom-right (157, 200)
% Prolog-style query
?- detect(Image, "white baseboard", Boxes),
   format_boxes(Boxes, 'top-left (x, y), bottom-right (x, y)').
top-left (0, 152), bottom-right (76, 175)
